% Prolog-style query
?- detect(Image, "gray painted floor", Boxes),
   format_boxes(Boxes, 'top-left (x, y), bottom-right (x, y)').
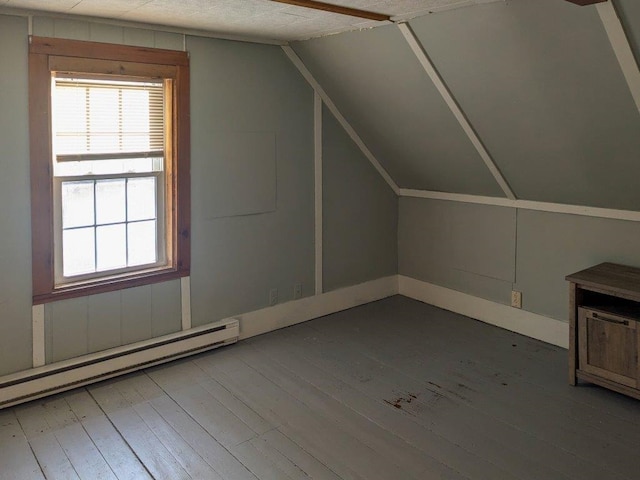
top-left (2, 295), bottom-right (640, 479)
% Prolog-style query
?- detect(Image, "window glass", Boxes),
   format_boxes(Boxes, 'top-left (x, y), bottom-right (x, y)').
top-left (96, 224), bottom-right (127, 271)
top-left (96, 179), bottom-right (126, 225)
top-left (128, 221), bottom-right (157, 267)
top-left (61, 181), bottom-right (94, 228)
top-left (63, 228), bottom-right (95, 276)
top-left (128, 177), bottom-right (157, 221)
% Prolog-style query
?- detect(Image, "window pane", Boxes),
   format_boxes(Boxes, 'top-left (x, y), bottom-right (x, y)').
top-left (63, 227), bottom-right (95, 276)
top-left (128, 177), bottom-right (156, 221)
top-left (61, 181), bottom-right (94, 228)
top-left (96, 179), bottom-right (126, 225)
top-left (128, 221), bottom-right (157, 266)
top-left (97, 224), bottom-right (126, 271)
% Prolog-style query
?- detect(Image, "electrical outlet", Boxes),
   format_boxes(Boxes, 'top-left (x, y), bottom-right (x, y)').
top-left (294, 283), bottom-right (302, 300)
top-left (269, 288), bottom-right (278, 306)
top-left (511, 290), bottom-right (522, 309)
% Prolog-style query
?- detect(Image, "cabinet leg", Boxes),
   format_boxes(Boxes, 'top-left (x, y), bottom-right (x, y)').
top-left (569, 324), bottom-right (577, 385)
top-left (569, 283), bottom-right (577, 386)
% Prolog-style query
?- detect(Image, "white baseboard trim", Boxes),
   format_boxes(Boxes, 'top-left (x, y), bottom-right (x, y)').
top-left (398, 275), bottom-right (569, 349)
top-left (0, 319), bottom-right (239, 409)
top-left (235, 275), bottom-right (399, 340)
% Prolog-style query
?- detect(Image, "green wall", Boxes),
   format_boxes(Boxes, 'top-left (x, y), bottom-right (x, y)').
top-left (187, 35), bottom-right (315, 326)
top-left (0, 13), bottom-right (397, 375)
top-left (399, 198), bottom-right (515, 306)
top-left (0, 15), bottom-right (32, 375)
top-left (322, 106), bottom-right (398, 292)
top-left (399, 198), bottom-right (640, 324)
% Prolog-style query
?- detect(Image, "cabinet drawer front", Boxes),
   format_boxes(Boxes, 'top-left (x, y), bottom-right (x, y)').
top-left (578, 307), bottom-right (639, 387)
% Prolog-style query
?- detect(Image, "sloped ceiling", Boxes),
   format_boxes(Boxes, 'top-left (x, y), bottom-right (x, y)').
top-left (0, 0), bottom-right (501, 41)
top-left (293, 0), bottom-right (640, 210)
top-left (293, 25), bottom-right (506, 196)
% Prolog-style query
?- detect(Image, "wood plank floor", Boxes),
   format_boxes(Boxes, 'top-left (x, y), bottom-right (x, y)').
top-left (3, 295), bottom-right (640, 479)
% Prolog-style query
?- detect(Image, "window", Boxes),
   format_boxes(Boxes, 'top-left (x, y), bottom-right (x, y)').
top-left (29, 37), bottom-right (190, 304)
top-left (53, 77), bottom-right (167, 282)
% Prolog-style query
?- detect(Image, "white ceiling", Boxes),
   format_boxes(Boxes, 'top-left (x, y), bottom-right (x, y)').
top-left (0, 0), bottom-right (501, 42)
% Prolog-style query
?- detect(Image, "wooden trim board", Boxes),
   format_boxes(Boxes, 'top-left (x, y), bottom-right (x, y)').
top-left (566, 0), bottom-right (607, 6)
top-left (271, 0), bottom-right (390, 21)
top-left (398, 275), bottom-right (569, 348)
top-left (181, 276), bottom-right (192, 331)
top-left (596, 1), bottom-right (640, 114)
top-left (31, 305), bottom-right (45, 368)
top-left (401, 188), bottom-right (640, 222)
top-left (281, 45), bottom-right (400, 195)
top-left (231, 274), bottom-right (568, 348)
top-left (235, 276), bottom-right (399, 340)
top-left (397, 23), bottom-right (515, 200)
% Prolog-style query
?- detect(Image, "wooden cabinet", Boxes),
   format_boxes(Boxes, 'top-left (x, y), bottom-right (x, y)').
top-left (567, 263), bottom-right (640, 400)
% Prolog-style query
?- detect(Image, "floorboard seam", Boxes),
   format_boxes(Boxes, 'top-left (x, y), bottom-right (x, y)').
top-left (142, 367), bottom-right (260, 480)
top-left (85, 386), bottom-right (157, 480)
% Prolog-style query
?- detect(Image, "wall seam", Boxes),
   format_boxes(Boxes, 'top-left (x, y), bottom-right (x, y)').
top-left (281, 45), bottom-right (400, 196)
top-left (400, 188), bottom-right (640, 222)
top-left (314, 92), bottom-right (323, 295)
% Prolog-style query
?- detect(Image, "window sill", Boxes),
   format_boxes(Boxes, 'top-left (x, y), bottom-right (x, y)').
top-left (33, 266), bottom-right (189, 305)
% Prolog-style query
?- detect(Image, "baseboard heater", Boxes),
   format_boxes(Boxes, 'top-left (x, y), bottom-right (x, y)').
top-left (0, 318), bottom-right (239, 409)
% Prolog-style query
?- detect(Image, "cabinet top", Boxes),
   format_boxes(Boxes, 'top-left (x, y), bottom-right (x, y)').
top-left (566, 263), bottom-right (640, 299)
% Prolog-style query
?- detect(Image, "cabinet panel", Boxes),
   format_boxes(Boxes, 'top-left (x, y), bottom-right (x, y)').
top-left (578, 307), bottom-right (638, 388)
top-left (568, 263), bottom-right (640, 400)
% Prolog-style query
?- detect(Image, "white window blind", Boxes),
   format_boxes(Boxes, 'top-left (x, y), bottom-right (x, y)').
top-left (53, 77), bottom-right (164, 161)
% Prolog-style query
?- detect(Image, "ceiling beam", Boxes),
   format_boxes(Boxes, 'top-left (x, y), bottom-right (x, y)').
top-left (281, 45), bottom-right (400, 195)
top-left (596, 1), bottom-right (640, 114)
top-left (271, 0), bottom-right (391, 21)
top-left (397, 23), bottom-right (516, 200)
top-left (564, 0), bottom-right (607, 5)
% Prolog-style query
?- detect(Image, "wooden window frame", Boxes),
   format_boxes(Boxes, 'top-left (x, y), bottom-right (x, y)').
top-left (29, 36), bottom-right (190, 305)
